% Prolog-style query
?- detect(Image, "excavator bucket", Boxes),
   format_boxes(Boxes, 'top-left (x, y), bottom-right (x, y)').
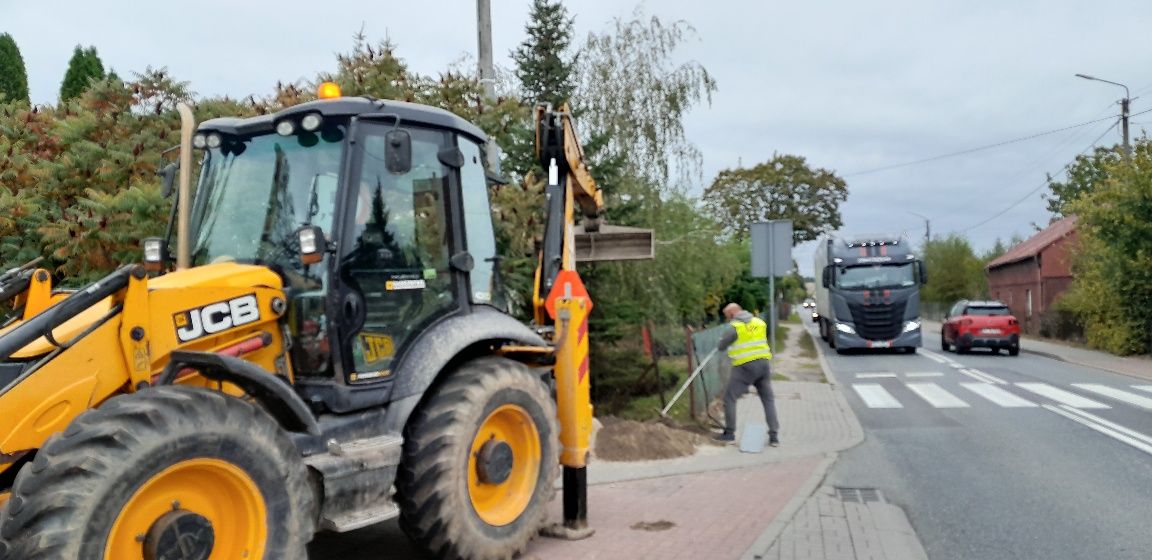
top-left (573, 224), bottom-right (655, 262)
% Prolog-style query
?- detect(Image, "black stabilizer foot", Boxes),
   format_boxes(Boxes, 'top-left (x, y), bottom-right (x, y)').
top-left (541, 466), bottom-right (595, 540)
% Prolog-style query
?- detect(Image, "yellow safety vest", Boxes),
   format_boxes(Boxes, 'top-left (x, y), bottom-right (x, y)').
top-left (728, 317), bottom-right (773, 366)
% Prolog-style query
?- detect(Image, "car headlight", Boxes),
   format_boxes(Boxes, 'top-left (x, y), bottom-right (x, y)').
top-left (902, 320), bottom-right (921, 333)
top-left (835, 322), bottom-right (856, 335)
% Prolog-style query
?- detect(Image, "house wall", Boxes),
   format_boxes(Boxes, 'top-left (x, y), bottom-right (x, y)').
top-left (987, 232), bottom-right (1077, 335)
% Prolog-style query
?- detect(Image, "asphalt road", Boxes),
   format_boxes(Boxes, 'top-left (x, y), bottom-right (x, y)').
top-left (810, 315), bottom-right (1152, 560)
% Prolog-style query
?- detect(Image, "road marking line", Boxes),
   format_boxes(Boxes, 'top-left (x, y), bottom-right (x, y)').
top-left (906, 383), bottom-right (969, 408)
top-left (960, 383), bottom-right (1037, 407)
top-left (965, 368), bottom-right (1006, 384)
top-left (1073, 384), bottom-right (1152, 410)
top-left (905, 372), bottom-right (944, 378)
top-left (921, 351), bottom-right (948, 364)
top-left (1043, 404), bottom-right (1152, 457)
top-left (957, 368), bottom-right (1004, 385)
top-left (855, 372), bottom-right (898, 379)
top-left (1133, 385), bottom-right (1152, 395)
top-left (1017, 383), bottom-right (1110, 409)
top-left (852, 384), bottom-right (903, 408)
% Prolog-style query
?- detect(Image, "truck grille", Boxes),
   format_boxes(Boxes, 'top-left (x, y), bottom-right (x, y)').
top-left (848, 301), bottom-right (906, 341)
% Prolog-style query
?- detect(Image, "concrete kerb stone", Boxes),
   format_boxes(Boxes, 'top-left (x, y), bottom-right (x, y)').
top-left (809, 324), bottom-right (864, 448)
top-left (740, 453), bottom-right (837, 560)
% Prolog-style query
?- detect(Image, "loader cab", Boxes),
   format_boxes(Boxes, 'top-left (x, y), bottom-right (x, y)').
top-left (188, 91), bottom-right (500, 400)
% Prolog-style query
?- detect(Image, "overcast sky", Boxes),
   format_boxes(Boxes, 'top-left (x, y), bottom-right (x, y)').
top-left (6, 0), bottom-right (1151, 275)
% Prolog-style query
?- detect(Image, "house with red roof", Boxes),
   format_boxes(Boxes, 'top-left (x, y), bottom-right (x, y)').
top-left (985, 216), bottom-right (1078, 334)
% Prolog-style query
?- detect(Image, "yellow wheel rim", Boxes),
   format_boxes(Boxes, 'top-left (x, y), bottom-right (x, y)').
top-left (104, 458), bottom-right (267, 559)
top-left (468, 404), bottom-right (541, 526)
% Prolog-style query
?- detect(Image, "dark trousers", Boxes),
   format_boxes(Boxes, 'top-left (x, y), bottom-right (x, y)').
top-left (723, 359), bottom-right (780, 435)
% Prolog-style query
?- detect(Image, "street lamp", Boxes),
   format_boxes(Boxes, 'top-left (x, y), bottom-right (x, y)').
top-left (1075, 73), bottom-right (1131, 157)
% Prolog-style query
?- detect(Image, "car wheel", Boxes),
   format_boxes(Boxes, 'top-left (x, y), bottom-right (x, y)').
top-left (1008, 345), bottom-right (1020, 357)
top-left (940, 332), bottom-right (950, 352)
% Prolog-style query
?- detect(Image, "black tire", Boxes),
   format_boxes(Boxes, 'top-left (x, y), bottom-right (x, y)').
top-left (0, 385), bottom-right (314, 560)
top-left (940, 332), bottom-right (951, 352)
top-left (1009, 346), bottom-right (1020, 357)
top-left (396, 357), bottom-right (558, 560)
top-left (904, 347), bottom-right (918, 355)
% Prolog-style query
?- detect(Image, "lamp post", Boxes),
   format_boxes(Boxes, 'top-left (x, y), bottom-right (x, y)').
top-left (1075, 73), bottom-right (1131, 158)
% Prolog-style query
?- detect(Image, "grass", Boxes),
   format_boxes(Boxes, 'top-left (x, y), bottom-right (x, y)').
top-left (784, 311), bottom-right (801, 324)
top-left (616, 356), bottom-right (697, 424)
top-left (798, 327), bottom-right (817, 359)
top-left (771, 373), bottom-right (790, 381)
top-left (773, 324), bottom-right (789, 355)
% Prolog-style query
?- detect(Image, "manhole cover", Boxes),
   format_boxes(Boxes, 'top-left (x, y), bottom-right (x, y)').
top-left (834, 487), bottom-right (885, 504)
top-left (630, 520), bottom-right (676, 532)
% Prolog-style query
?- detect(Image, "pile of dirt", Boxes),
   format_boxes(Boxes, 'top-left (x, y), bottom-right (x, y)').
top-left (593, 417), bottom-right (712, 461)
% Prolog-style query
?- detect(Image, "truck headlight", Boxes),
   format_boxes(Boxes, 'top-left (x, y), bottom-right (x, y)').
top-left (902, 320), bottom-right (921, 333)
top-left (835, 322), bottom-right (856, 335)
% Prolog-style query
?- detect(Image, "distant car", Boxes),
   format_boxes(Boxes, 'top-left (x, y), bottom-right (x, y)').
top-left (941, 300), bottom-right (1020, 356)
top-left (802, 298), bottom-right (815, 309)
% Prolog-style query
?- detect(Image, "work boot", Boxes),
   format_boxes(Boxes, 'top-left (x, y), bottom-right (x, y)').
top-left (713, 431), bottom-right (736, 442)
top-left (768, 432), bottom-right (780, 447)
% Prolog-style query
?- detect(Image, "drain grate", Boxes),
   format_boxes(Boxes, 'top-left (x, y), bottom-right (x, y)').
top-left (834, 487), bottom-right (886, 504)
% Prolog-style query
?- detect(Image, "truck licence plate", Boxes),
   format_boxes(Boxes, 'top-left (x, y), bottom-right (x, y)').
top-left (981, 328), bottom-right (1001, 335)
top-left (870, 340), bottom-right (892, 348)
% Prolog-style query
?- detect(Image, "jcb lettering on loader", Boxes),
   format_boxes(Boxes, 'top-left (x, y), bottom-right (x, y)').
top-left (174, 293), bottom-right (261, 342)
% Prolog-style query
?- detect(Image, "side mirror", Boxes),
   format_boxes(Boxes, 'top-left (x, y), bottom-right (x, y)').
top-left (157, 162), bottom-right (179, 198)
top-left (386, 129), bottom-right (412, 174)
top-left (821, 265), bottom-right (831, 288)
top-left (918, 260), bottom-right (927, 285)
top-left (297, 225), bottom-right (327, 266)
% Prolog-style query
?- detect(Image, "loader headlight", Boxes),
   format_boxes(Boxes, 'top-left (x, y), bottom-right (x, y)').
top-left (142, 237), bottom-right (168, 272)
top-left (301, 113), bottom-right (323, 132)
top-left (276, 120), bottom-right (296, 136)
top-left (191, 133), bottom-right (207, 149)
top-left (835, 322), bottom-right (856, 335)
top-left (205, 133), bottom-right (222, 149)
top-left (297, 225), bottom-right (326, 266)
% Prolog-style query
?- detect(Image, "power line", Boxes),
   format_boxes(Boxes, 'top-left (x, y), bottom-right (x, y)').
top-left (843, 113), bottom-right (1122, 177)
top-left (959, 120), bottom-right (1120, 233)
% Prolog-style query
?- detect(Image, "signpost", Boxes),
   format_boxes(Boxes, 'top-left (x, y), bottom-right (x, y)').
top-left (750, 221), bottom-right (793, 351)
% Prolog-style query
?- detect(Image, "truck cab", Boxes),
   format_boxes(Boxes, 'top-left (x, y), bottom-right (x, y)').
top-left (814, 236), bottom-right (926, 354)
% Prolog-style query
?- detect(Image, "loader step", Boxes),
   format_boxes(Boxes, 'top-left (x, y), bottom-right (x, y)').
top-left (305, 434), bottom-right (404, 533)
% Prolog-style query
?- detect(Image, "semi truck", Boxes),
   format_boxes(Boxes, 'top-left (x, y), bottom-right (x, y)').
top-left (813, 235), bottom-right (926, 354)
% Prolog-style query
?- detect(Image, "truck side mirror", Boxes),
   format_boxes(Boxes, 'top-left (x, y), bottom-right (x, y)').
top-left (821, 266), bottom-right (831, 288)
top-left (918, 261), bottom-right (927, 285)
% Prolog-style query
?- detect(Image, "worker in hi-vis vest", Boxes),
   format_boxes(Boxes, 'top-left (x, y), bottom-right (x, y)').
top-left (715, 303), bottom-right (781, 446)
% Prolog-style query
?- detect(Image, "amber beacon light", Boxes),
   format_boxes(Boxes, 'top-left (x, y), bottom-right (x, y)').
top-left (317, 82), bottom-right (342, 99)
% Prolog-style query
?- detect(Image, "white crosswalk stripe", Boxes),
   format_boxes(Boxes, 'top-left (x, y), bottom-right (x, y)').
top-left (905, 372), bottom-right (945, 378)
top-left (1133, 385), bottom-right (1152, 395)
top-left (1073, 384), bottom-right (1152, 410)
top-left (960, 383), bottom-right (1037, 407)
top-left (906, 383), bottom-right (969, 408)
top-left (855, 372), bottom-right (898, 379)
top-left (1016, 383), bottom-right (1110, 409)
top-left (852, 384), bottom-right (903, 408)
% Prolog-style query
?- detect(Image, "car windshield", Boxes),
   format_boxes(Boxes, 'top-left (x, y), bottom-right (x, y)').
top-left (836, 263), bottom-right (916, 290)
top-left (967, 306), bottom-right (1010, 316)
top-left (187, 123), bottom-right (346, 271)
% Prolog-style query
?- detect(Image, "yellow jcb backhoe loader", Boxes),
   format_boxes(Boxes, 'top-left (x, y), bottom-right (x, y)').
top-left (0, 83), bottom-right (652, 559)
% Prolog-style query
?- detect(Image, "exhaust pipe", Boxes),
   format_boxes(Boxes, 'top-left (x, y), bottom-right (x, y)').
top-left (175, 102), bottom-right (195, 270)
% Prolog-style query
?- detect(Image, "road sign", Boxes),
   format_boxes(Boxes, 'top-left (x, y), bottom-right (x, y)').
top-left (751, 221), bottom-right (793, 278)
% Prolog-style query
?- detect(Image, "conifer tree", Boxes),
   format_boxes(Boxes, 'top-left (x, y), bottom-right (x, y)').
top-left (60, 45), bottom-right (106, 101)
top-left (0, 33), bottom-right (30, 104)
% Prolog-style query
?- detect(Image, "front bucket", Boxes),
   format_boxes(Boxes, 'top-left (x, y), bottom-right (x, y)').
top-left (573, 224), bottom-right (654, 262)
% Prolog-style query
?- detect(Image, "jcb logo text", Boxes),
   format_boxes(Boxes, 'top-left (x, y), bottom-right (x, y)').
top-left (174, 294), bottom-right (261, 343)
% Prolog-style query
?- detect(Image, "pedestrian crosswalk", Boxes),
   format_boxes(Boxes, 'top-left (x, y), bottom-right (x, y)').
top-left (849, 379), bottom-right (1152, 412)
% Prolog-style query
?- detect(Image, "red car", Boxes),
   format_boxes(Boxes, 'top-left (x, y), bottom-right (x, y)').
top-left (941, 300), bottom-right (1020, 356)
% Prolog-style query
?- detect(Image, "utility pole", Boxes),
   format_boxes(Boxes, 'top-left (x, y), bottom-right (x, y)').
top-left (476, 0), bottom-right (501, 171)
top-left (908, 211), bottom-right (931, 248)
top-left (1075, 73), bottom-right (1131, 158)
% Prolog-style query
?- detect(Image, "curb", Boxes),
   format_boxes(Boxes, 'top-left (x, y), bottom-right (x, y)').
top-left (740, 453), bottom-right (837, 560)
top-left (808, 323), bottom-right (865, 448)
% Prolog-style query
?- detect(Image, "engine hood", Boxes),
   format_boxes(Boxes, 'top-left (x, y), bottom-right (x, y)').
top-left (3, 263), bottom-right (283, 359)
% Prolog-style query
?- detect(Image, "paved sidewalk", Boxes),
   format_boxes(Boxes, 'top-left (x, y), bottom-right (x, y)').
top-left (923, 319), bottom-right (1152, 380)
top-left (753, 487), bottom-right (928, 560)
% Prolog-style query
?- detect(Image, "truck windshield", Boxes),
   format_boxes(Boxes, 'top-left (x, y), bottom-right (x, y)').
top-left (836, 263), bottom-right (916, 290)
top-left (188, 124), bottom-right (346, 270)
